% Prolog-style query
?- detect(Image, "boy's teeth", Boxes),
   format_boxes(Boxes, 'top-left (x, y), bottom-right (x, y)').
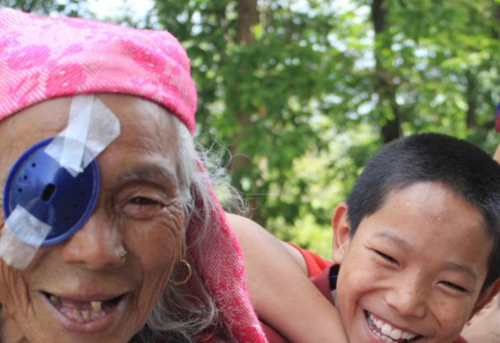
top-left (382, 323), bottom-right (392, 335)
top-left (73, 308), bottom-right (81, 319)
top-left (391, 329), bottom-right (402, 340)
top-left (369, 313), bottom-right (417, 341)
top-left (91, 301), bottom-right (102, 315)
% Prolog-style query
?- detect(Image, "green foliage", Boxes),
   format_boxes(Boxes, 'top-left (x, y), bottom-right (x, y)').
top-left (149, 0), bottom-right (500, 258)
top-left (1, 0), bottom-right (87, 16)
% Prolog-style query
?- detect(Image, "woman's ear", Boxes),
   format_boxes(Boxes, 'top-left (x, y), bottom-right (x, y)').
top-left (331, 202), bottom-right (352, 265)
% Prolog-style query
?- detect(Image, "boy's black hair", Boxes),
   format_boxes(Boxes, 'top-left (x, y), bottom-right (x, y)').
top-left (346, 133), bottom-right (500, 293)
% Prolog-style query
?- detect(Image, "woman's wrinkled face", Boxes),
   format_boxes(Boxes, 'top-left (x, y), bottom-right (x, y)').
top-left (0, 95), bottom-right (186, 343)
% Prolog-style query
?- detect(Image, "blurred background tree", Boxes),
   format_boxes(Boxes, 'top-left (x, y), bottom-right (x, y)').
top-left (0, 0), bottom-right (89, 16)
top-left (2, 0), bottom-right (499, 257)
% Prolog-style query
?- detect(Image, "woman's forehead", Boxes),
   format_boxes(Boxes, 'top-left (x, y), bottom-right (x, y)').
top-left (3, 98), bottom-right (70, 138)
top-left (0, 94), bottom-right (180, 185)
top-left (1, 95), bottom-right (177, 143)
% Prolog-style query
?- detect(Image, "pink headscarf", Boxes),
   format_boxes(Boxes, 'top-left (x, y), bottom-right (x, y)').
top-left (0, 8), bottom-right (267, 342)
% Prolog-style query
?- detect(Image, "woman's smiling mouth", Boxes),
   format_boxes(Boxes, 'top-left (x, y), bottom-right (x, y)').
top-left (41, 291), bottom-right (128, 333)
top-left (365, 310), bottom-right (423, 342)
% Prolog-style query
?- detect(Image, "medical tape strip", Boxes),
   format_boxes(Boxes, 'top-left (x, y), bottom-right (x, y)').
top-left (0, 205), bottom-right (52, 269)
top-left (0, 95), bottom-right (121, 269)
top-left (45, 95), bottom-right (121, 176)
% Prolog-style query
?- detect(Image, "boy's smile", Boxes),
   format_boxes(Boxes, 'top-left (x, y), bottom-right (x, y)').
top-left (332, 182), bottom-right (497, 343)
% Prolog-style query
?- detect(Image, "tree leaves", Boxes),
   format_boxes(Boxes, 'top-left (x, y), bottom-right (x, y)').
top-left (149, 0), bottom-right (500, 257)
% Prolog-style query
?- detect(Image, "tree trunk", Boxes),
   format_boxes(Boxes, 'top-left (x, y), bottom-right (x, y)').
top-left (371, 0), bottom-right (402, 143)
top-left (230, 0), bottom-right (262, 222)
top-left (492, 2), bottom-right (500, 39)
top-left (237, 0), bottom-right (258, 45)
top-left (465, 71), bottom-right (478, 129)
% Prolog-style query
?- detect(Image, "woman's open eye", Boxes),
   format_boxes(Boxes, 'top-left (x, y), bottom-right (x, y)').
top-left (129, 196), bottom-right (161, 206)
top-left (122, 195), bottom-right (166, 219)
top-left (375, 250), bottom-right (398, 264)
top-left (440, 281), bottom-right (468, 293)
top-left (117, 185), bottom-right (173, 219)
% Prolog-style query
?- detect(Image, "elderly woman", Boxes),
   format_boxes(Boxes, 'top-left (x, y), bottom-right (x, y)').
top-left (0, 9), bottom-right (267, 343)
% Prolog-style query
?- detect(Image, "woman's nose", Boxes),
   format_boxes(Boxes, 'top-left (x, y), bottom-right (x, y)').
top-left (386, 280), bottom-right (428, 319)
top-left (60, 212), bottom-right (126, 270)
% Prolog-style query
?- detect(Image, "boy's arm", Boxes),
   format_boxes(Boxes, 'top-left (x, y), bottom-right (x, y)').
top-left (494, 143), bottom-right (500, 162)
top-left (462, 295), bottom-right (500, 343)
top-left (227, 213), bottom-right (348, 343)
top-left (461, 142), bottom-right (500, 343)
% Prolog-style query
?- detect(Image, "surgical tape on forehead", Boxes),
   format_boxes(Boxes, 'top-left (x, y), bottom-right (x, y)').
top-left (0, 95), bottom-right (121, 270)
top-left (45, 95), bottom-right (121, 177)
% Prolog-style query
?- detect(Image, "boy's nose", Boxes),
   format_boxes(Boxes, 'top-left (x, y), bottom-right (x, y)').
top-left (60, 212), bottom-right (126, 270)
top-left (386, 282), bottom-right (428, 319)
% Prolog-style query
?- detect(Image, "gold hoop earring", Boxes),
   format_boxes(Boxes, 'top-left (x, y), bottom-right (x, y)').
top-left (168, 259), bottom-right (192, 286)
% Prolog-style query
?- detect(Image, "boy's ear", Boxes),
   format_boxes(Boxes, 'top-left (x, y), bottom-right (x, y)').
top-left (331, 202), bottom-right (352, 264)
top-left (469, 279), bottom-right (500, 319)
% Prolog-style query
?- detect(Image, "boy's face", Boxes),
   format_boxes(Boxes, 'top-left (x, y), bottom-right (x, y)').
top-left (331, 182), bottom-right (500, 343)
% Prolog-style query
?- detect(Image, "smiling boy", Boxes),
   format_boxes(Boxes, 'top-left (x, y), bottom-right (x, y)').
top-left (231, 133), bottom-right (500, 343)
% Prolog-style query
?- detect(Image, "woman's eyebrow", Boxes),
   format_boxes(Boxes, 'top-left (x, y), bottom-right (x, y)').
top-left (121, 165), bottom-right (178, 185)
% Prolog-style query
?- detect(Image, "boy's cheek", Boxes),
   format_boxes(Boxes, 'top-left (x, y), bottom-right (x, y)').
top-left (336, 263), bottom-right (473, 342)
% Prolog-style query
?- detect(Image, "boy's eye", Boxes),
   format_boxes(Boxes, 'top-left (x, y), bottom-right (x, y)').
top-left (440, 281), bottom-right (468, 293)
top-left (375, 250), bottom-right (398, 264)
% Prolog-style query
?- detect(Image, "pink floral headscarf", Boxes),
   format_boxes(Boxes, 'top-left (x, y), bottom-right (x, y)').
top-left (0, 8), bottom-right (267, 342)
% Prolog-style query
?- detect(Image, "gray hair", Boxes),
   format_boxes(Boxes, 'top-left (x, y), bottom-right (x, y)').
top-left (134, 117), bottom-right (237, 343)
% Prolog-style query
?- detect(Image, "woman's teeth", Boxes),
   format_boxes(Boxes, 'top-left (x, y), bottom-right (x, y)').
top-left (49, 295), bottom-right (110, 322)
top-left (367, 312), bottom-right (419, 342)
top-left (91, 300), bottom-right (102, 314)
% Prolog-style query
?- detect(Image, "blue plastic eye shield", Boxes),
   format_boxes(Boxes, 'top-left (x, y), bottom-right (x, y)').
top-left (3, 138), bottom-right (100, 246)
